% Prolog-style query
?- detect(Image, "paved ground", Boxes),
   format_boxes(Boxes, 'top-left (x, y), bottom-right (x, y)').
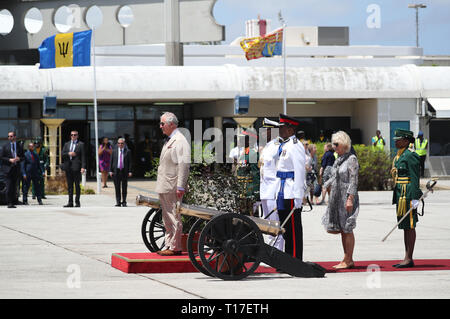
top-left (0, 178), bottom-right (449, 300)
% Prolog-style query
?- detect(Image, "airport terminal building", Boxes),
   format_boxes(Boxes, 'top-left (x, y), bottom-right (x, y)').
top-left (1, 0), bottom-right (450, 177)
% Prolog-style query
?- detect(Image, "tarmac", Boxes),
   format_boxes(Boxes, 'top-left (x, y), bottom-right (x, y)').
top-left (0, 178), bottom-right (449, 300)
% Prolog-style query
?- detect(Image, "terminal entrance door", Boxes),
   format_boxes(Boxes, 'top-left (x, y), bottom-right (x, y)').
top-left (390, 121), bottom-right (410, 154)
top-left (134, 120), bottom-right (164, 177)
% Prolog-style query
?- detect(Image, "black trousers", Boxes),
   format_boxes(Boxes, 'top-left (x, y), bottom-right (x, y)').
top-left (277, 199), bottom-right (303, 260)
top-left (419, 155), bottom-right (426, 178)
top-left (65, 169), bottom-right (81, 204)
top-left (22, 174), bottom-right (42, 201)
top-left (5, 167), bottom-right (20, 205)
top-left (113, 169), bottom-right (128, 204)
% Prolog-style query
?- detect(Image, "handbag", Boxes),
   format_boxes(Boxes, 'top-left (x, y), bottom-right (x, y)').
top-left (314, 183), bottom-right (322, 197)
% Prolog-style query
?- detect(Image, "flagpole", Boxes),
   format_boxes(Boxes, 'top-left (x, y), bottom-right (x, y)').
top-left (278, 11), bottom-right (287, 115)
top-left (282, 23), bottom-right (287, 115)
top-left (92, 27), bottom-right (101, 195)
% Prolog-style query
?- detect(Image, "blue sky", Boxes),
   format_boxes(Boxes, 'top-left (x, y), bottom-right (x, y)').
top-left (213, 0), bottom-right (450, 55)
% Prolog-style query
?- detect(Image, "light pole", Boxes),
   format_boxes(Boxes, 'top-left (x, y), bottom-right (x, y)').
top-left (408, 3), bottom-right (427, 47)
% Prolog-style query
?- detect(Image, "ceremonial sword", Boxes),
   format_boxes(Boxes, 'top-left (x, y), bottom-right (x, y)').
top-left (381, 178), bottom-right (438, 242)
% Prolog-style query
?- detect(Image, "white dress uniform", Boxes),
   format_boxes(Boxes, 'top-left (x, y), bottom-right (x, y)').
top-left (273, 134), bottom-right (306, 259)
top-left (260, 138), bottom-right (285, 251)
top-left (274, 135), bottom-right (306, 208)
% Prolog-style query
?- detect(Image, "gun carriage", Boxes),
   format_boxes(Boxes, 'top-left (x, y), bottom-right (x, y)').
top-left (137, 194), bottom-right (325, 280)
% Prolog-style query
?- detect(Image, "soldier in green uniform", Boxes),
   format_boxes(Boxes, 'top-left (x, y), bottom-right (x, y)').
top-left (32, 139), bottom-right (49, 199)
top-left (391, 129), bottom-right (423, 268)
top-left (236, 130), bottom-right (260, 215)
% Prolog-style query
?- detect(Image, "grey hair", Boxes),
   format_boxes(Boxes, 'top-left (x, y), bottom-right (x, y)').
top-left (117, 137), bottom-right (125, 143)
top-left (332, 131), bottom-right (352, 152)
top-left (161, 112), bottom-right (179, 126)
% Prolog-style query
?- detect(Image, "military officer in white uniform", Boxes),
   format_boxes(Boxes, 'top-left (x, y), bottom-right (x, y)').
top-left (273, 114), bottom-right (306, 260)
top-left (259, 118), bottom-right (284, 251)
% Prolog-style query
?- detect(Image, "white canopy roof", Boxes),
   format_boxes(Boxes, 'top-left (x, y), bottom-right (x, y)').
top-left (428, 98), bottom-right (450, 118)
top-left (0, 64), bottom-right (449, 101)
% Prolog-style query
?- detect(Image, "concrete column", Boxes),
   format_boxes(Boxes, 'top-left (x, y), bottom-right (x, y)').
top-left (213, 116), bottom-right (223, 131)
top-left (233, 117), bottom-right (257, 129)
top-left (41, 118), bottom-right (65, 177)
top-left (165, 0), bottom-right (183, 66)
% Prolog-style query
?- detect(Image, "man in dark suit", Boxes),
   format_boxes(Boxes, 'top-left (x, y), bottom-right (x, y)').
top-left (21, 142), bottom-right (44, 205)
top-left (109, 138), bottom-right (132, 207)
top-left (0, 131), bottom-right (24, 208)
top-left (61, 131), bottom-right (86, 207)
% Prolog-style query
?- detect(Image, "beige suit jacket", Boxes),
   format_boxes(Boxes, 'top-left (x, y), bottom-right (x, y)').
top-left (155, 129), bottom-right (191, 194)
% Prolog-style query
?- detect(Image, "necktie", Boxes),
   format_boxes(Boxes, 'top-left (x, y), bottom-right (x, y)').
top-left (119, 149), bottom-right (123, 170)
top-left (31, 152), bottom-right (35, 162)
top-left (278, 137), bottom-right (287, 156)
top-left (12, 142), bottom-right (16, 158)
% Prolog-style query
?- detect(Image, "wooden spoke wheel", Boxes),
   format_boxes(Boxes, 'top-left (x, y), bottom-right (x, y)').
top-left (197, 213), bottom-right (263, 281)
top-left (141, 208), bottom-right (165, 252)
top-left (187, 218), bottom-right (212, 277)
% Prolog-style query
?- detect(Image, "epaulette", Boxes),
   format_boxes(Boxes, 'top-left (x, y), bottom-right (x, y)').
top-left (293, 137), bottom-right (298, 144)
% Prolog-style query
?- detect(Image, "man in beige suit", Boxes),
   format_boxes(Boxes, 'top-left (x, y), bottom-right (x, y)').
top-left (155, 112), bottom-right (191, 256)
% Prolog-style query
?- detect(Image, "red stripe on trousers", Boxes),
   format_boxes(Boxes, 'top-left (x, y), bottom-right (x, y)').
top-left (290, 199), bottom-right (296, 258)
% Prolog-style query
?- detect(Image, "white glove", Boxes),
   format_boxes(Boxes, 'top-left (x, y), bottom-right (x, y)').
top-left (412, 200), bottom-right (420, 209)
top-left (294, 199), bottom-right (303, 209)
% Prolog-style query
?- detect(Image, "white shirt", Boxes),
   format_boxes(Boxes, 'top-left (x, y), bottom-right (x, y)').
top-left (117, 147), bottom-right (124, 169)
top-left (259, 138), bottom-right (280, 200)
top-left (70, 140), bottom-right (77, 159)
top-left (274, 135), bottom-right (306, 208)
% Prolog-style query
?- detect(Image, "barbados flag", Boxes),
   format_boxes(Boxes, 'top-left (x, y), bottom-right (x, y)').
top-left (38, 30), bottom-right (92, 69)
top-left (240, 28), bottom-right (283, 61)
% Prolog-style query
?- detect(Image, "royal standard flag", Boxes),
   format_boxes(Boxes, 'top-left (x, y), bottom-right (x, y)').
top-left (38, 30), bottom-right (92, 69)
top-left (240, 28), bottom-right (283, 61)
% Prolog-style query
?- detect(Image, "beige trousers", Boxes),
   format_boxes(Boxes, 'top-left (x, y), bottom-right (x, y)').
top-left (159, 193), bottom-right (182, 251)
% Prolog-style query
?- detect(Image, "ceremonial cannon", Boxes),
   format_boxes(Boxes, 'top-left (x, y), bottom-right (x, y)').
top-left (137, 194), bottom-right (326, 280)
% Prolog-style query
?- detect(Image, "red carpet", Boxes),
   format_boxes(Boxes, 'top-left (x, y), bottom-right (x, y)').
top-left (111, 253), bottom-right (450, 274)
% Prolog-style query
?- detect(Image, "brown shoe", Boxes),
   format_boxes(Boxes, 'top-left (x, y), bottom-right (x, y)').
top-left (157, 249), bottom-right (182, 256)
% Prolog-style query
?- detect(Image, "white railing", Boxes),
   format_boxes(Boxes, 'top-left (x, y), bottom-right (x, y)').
top-left (94, 44), bottom-right (424, 67)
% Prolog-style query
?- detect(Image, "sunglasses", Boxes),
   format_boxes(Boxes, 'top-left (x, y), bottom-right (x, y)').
top-left (71, 134), bottom-right (78, 136)
top-left (117, 142), bottom-right (124, 144)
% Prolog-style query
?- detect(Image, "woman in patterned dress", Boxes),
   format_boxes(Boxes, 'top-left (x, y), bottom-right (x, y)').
top-left (98, 137), bottom-right (113, 188)
top-left (322, 131), bottom-right (359, 269)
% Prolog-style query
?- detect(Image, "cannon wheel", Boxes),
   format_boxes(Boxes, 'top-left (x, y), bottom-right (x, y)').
top-left (197, 213), bottom-right (263, 281)
top-left (187, 218), bottom-right (212, 277)
top-left (141, 208), bottom-right (165, 252)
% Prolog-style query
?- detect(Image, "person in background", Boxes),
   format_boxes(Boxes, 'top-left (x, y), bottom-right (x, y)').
top-left (318, 143), bottom-right (335, 205)
top-left (414, 131), bottom-right (428, 178)
top-left (259, 118), bottom-right (284, 251)
top-left (98, 137), bottom-right (113, 188)
top-left (317, 130), bottom-right (328, 143)
top-left (1, 131), bottom-right (24, 208)
top-left (372, 130), bottom-right (386, 151)
top-left (21, 142), bottom-right (43, 205)
top-left (307, 143), bottom-right (319, 204)
top-left (32, 139), bottom-right (48, 200)
top-left (322, 131), bottom-right (359, 269)
top-left (110, 138), bottom-right (132, 207)
top-left (61, 130), bottom-right (86, 208)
